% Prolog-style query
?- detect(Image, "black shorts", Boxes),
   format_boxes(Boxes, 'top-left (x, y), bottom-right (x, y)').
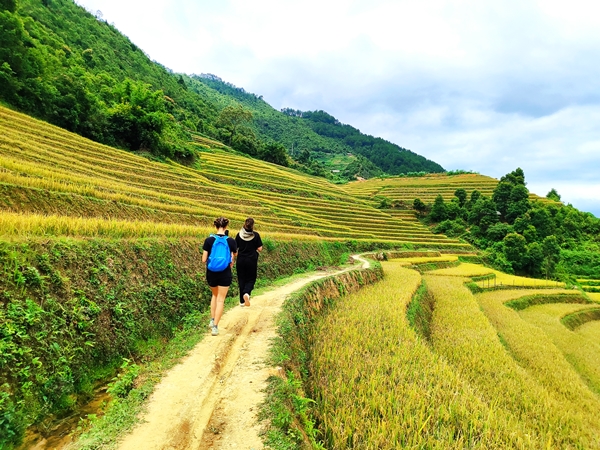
top-left (206, 268), bottom-right (233, 287)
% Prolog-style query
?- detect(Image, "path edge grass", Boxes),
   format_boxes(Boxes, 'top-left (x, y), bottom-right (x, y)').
top-left (261, 258), bottom-right (383, 449)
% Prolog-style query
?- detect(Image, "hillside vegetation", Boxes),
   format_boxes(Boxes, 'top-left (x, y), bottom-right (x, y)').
top-left (0, 0), bottom-right (442, 179)
top-left (347, 170), bottom-right (600, 282)
top-left (2, 1), bottom-right (600, 448)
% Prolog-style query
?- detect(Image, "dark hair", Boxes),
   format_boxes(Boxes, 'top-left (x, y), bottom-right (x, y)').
top-left (214, 217), bottom-right (229, 229)
top-left (244, 217), bottom-right (254, 232)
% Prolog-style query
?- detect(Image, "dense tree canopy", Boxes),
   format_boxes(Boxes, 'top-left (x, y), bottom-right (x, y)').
top-left (284, 109), bottom-right (445, 176)
top-left (423, 168), bottom-right (600, 279)
top-left (0, 0), bottom-right (208, 158)
top-left (0, 0), bottom-right (447, 175)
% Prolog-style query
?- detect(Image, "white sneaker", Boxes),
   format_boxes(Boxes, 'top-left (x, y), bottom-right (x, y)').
top-left (239, 302), bottom-right (245, 307)
top-left (243, 293), bottom-right (250, 307)
top-left (211, 325), bottom-right (219, 336)
top-left (209, 318), bottom-right (215, 328)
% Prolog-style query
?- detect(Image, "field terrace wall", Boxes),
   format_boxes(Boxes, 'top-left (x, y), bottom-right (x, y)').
top-left (0, 236), bottom-right (351, 448)
top-left (561, 307), bottom-right (600, 331)
top-left (264, 260), bottom-right (383, 447)
top-left (426, 276), bottom-right (600, 447)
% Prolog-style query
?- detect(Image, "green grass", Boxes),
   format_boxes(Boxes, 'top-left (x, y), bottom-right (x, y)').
top-left (72, 311), bottom-right (211, 449)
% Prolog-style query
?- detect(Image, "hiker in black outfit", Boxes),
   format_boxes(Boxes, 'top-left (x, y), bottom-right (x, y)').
top-left (235, 217), bottom-right (263, 307)
top-left (202, 217), bottom-right (237, 336)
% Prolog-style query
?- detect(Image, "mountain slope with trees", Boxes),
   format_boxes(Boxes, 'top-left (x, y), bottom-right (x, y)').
top-left (424, 168), bottom-right (600, 280)
top-left (281, 108), bottom-right (444, 175)
top-left (0, 0), bottom-right (443, 178)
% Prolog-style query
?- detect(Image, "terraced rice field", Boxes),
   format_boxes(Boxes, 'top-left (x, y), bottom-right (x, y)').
top-left (518, 303), bottom-right (600, 393)
top-left (424, 262), bottom-right (566, 288)
top-left (393, 254), bottom-right (459, 265)
top-left (307, 254), bottom-right (600, 448)
top-left (344, 173), bottom-right (557, 207)
top-left (311, 263), bottom-right (527, 448)
top-left (577, 279), bottom-right (600, 293)
top-left (0, 105), bottom-right (469, 248)
top-left (577, 319), bottom-right (600, 342)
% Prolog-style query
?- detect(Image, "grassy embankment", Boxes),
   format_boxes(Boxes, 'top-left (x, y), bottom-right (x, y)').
top-left (577, 278), bottom-right (600, 293)
top-left (426, 262), bottom-right (566, 290)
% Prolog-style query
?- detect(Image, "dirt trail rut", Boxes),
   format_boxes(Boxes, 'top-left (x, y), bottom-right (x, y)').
top-left (117, 257), bottom-right (368, 450)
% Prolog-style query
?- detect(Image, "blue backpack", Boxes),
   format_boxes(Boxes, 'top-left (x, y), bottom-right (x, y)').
top-left (207, 234), bottom-right (231, 272)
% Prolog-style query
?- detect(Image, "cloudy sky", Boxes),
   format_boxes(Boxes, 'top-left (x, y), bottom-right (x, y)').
top-left (76, 0), bottom-right (600, 216)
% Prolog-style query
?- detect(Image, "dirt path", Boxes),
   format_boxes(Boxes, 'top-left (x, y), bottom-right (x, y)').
top-left (116, 256), bottom-right (368, 450)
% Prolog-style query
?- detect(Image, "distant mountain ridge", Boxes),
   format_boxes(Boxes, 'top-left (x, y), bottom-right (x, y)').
top-left (194, 74), bottom-right (444, 176)
top-left (0, 0), bottom-right (443, 178)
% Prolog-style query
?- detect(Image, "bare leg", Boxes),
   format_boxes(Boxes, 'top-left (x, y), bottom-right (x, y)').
top-left (213, 285), bottom-right (229, 326)
top-left (210, 286), bottom-right (218, 320)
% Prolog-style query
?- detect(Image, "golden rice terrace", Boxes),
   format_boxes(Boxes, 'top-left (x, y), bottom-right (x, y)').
top-left (0, 105), bottom-right (471, 248)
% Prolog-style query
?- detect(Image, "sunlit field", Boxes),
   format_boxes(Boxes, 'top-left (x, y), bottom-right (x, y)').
top-left (426, 262), bottom-right (565, 288)
top-left (311, 263), bottom-right (527, 449)
top-left (477, 289), bottom-right (600, 404)
top-left (577, 320), bottom-right (600, 342)
top-left (0, 106), bottom-right (469, 248)
top-left (305, 253), bottom-right (600, 448)
top-left (392, 254), bottom-right (459, 265)
top-left (518, 303), bottom-right (600, 394)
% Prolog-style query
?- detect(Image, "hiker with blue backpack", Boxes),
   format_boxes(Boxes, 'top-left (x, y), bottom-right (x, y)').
top-left (202, 217), bottom-right (237, 336)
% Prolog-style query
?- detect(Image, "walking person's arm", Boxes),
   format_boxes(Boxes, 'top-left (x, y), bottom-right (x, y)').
top-left (229, 237), bottom-right (238, 268)
top-left (202, 237), bottom-right (210, 264)
top-left (256, 232), bottom-right (263, 254)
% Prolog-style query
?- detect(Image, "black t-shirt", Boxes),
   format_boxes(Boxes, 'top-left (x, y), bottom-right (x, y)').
top-left (202, 234), bottom-right (237, 260)
top-left (235, 231), bottom-right (263, 260)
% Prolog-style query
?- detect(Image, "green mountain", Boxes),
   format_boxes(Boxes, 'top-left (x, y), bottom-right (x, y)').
top-left (281, 108), bottom-right (444, 175)
top-left (193, 74), bottom-right (444, 176)
top-left (0, 0), bottom-right (443, 179)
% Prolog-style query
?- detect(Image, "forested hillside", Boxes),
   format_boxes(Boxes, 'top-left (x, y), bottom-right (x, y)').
top-left (348, 169), bottom-right (600, 282)
top-left (281, 108), bottom-right (444, 175)
top-left (0, 0), bottom-right (443, 178)
top-left (195, 75), bottom-right (443, 177)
